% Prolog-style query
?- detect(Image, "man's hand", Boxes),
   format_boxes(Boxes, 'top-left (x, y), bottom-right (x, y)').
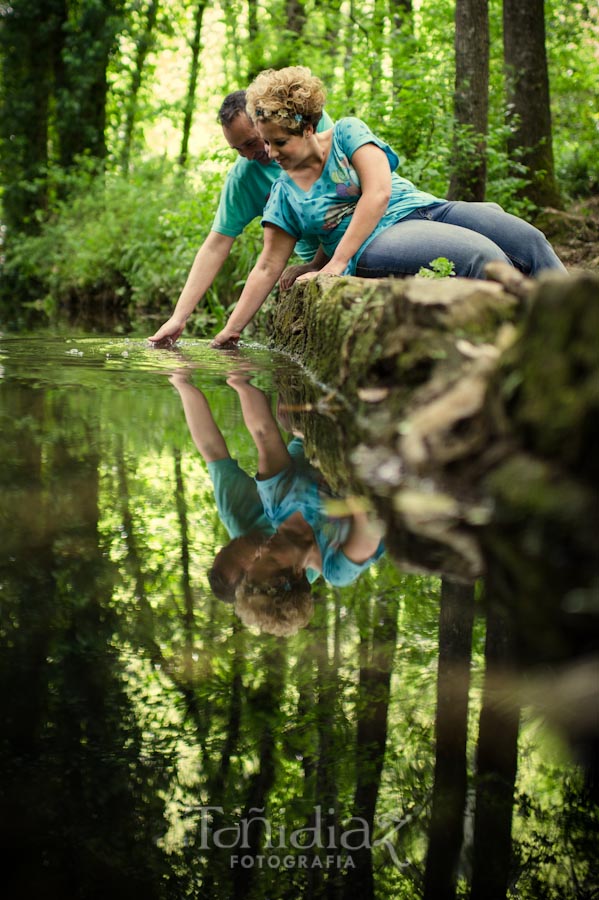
top-left (148, 315), bottom-right (187, 348)
top-left (279, 262), bottom-right (316, 289)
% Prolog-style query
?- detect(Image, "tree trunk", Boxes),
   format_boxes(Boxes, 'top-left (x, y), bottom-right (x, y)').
top-left (317, 0), bottom-right (344, 86)
top-left (343, 0), bottom-right (357, 111)
top-left (0, 0), bottom-right (61, 232)
top-left (266, 268), bottom-right (599, 665)
top-left (119, 0), bottom-right (160, 172)
top-left (232, 640), bottom-right (286, 898)
top-left (55, 0), bottom-right (125, 168)
top-left (369, 0), bottom-right (387, 111)
top-left (470, 593), bottom-right (520, 900)
top-left (503, 0), bottom-right (561, 209)
top-left (179, 0), bottom-right (208, 168)
top-left (388, 0), bottom-right (415, 114)
top-left (246, 0), bottom-right (262, 82)
top-left (342, 587), bottom-right (399, 899)
top-left (174, 448), bottom-right (196, 685)
top-left (423, 579), bottom-right (475, 900)
top-left (448, 0), bottom-right (489, 201)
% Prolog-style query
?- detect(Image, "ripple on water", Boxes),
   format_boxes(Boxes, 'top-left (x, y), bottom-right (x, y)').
top-left (0, 334), bottom-right (308, 391)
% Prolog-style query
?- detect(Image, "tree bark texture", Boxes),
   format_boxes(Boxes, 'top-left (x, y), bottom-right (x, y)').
top-left (423, 579), bottom-right (475, 900)
top-left (503, 0), bottom-right (561, 208)
top-left (0, 0), bottom-right (61, 231)
top-left (265, 268), bottom-right (599, 664)
top-left (120, 0), bottom-right (160, 172)
top-left (470, 595), bottom-right (520, 900)
top-left (343, 589), bottom-right (399, 900)
top-left (179, 1), bottom-right (208, 168)
top-left (56, 0), bottom-right (125, 168)
top-left (448, 0), bottom-right (489, 202)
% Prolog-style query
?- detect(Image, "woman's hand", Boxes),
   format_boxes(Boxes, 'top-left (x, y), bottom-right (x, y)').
top-left (148, 314), bottom-right (187, 348)
top-left (210, 328), bottom-right (242, 349)
top-left (297, 260), bottom-right (345, 282)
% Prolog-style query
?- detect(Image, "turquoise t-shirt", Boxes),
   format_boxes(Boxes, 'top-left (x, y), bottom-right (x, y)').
top-left (255, 438), bottom-right (385, 587)
top-left (212, 110), bottom-right (334, 262)
top-left (207, 457), bottom-right (274, 540)
top-left (261, 116), bottom-right (444, 273)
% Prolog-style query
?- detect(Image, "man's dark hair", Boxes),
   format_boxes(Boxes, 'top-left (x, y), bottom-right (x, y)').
top-left (208, 566), bottom-right (236, 603)
top-left (218, 90), bottom-right (248, 127)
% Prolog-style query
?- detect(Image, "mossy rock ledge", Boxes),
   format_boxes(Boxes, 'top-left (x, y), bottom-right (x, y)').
top-left (261, 267), bottom-right (599, 661)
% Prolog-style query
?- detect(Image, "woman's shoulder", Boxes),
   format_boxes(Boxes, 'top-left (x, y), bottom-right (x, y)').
top-left (265, 172), bottom-right (295, 202)
top-left (332, 117), bottom-right (377, 148)
top-left (334, 116), bottom-right (372, 133)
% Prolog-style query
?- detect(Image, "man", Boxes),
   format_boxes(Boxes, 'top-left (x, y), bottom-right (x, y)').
top-left (149, 91), bottom-right (332, 346)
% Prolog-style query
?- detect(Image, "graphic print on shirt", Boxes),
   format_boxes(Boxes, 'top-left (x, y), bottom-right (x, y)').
top-left (322, 153), bottom-right (361, 230)
top-left (331, 155), bottom-right (361, 198)
top-left (323, 200), bottom-right (358, 231)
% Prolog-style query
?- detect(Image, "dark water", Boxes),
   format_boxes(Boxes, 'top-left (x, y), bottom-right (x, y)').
top-left (0, 335), bottom-right (597, 900)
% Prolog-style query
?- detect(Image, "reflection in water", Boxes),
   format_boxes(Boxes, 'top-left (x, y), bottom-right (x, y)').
top-left (0, 336), bottom-right (597, 900)
top-left (170, 370), bottom-right (385, 637)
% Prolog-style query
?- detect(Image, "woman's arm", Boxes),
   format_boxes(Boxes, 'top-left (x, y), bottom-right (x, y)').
top-left (342, 509), bottom-right (385, 563)
top-left (211, 225), bottom-right (297, 347)
top-left (299, 143), bottom-right (392, 279)
top-left (226, 375), bottom-right (291, 478)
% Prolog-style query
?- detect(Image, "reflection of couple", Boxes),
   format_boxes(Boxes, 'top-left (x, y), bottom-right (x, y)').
top-left (170, 371), bottom-right (384, 636)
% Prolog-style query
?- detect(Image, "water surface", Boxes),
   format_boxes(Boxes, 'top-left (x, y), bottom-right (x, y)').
top-left (0, 335), bottom-right (596, 900)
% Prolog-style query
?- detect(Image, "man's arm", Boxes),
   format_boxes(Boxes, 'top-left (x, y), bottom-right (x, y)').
top-left (149, 230), bottom-right (235, 346)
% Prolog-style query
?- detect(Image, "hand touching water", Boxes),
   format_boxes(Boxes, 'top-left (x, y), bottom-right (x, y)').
top-left (148, 314), bottom-right (187, 348)
top-left (210, 328), bottom-right (242, 349)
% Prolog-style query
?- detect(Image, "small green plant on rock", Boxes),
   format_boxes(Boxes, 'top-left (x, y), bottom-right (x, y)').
top-left (417, 257), bottom-right (457, 278)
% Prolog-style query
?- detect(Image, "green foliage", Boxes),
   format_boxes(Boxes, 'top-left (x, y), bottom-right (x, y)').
top-left (547, 0), bottom-right (599, 200)
top-left (2, 0), bottom-right (599, 324)
top-left (512, 768), bottom-right (599, 899)
top-left (0, 156), bottom-right (262, 333)
top-left (417, 257), bottom-right (456, 279)
top-left (1, 337), bottom-right (594, 897)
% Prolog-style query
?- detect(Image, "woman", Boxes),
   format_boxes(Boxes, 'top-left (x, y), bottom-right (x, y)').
top-left (211, 66), bottom-right (565, 348)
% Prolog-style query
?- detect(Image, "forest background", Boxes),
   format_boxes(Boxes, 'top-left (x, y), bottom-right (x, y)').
top-left (0, 0), bottom-right (598, 333)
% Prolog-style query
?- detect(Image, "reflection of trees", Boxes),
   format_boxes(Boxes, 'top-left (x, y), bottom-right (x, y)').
top-left (343, 582), bottom-right (400, 900)
top-left (232, 641), bottom-right (287, 899)
top-left (0, 387), bottom-right (178, 897)
top-left (470, 594), bottom-right (520, 900)
top-left (3, 369), bottom-right (595, 899)
top-left (424, 579), bottom-right (475, 900)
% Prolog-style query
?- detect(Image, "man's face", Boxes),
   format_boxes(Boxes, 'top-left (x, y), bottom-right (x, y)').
top-left (222, 113), bottom-right (270, 164)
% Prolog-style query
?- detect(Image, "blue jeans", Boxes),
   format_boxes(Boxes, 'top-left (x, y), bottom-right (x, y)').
top-left (355, 201), bottom-right (567, 279)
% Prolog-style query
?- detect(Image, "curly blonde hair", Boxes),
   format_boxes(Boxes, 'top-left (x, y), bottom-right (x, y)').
top-left (234, 575), bottom-right (314, 637)
top-left (246, 66), bottom-right (326, 135)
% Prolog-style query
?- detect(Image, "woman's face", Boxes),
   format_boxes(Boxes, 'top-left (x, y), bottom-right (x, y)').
top-left (257, 120), bottom-right (313, 169)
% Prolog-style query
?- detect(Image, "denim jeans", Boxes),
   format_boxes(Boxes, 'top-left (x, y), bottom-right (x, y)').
top-left (355, 201), bottom-right (567, 279)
